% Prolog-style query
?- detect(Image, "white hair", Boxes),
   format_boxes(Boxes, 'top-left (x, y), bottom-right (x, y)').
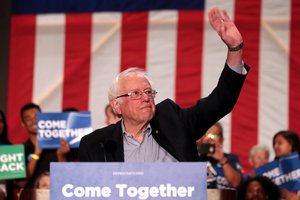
top-left (249, 144), bottom-right (270, 159)
top-left (108, 67), bottom-right (154, 101)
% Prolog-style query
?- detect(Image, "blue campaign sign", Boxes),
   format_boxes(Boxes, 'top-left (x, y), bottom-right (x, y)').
top-left (50, 162), bottom-right (207, 200)
top-left (255, 151), bottom-right (300, 191)
top-left (37, 112), bottom-right (93, 149)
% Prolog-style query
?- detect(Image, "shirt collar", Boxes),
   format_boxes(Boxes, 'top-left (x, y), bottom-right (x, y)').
top-left (121, 120), bottom-right (152, 138)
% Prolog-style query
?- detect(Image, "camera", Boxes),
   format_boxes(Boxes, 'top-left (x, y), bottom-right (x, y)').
top-left (197, 143), bottom-right (215, 155)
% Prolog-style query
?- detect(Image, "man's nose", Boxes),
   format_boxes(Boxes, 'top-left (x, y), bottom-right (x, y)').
top-left (141, 92), bottom-right (150, 100)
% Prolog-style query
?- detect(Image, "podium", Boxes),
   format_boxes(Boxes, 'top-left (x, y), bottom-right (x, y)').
top-left (48, 163), bottom-right (237, 199)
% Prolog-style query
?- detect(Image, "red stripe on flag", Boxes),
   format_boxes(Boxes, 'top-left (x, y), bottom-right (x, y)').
top-left (175, 10), bottom-right (204, 107)
top-left (289, 0), bottom-right (300, 136)
top-left (121, 12), bottom-right (148, 71)
top-left (231, 1), bottom-right (261, 173)
top-left (7, 15), bottom-right (36, 144)
top-left (63, 14), bottom-right (92, 111)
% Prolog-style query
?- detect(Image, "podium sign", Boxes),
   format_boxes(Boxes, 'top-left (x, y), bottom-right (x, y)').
top-left (50, 162), bottom-right (207, 199)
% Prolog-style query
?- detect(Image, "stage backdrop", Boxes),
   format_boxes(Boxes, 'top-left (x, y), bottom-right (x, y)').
top-left (7, 0), bottom-right (300, 173)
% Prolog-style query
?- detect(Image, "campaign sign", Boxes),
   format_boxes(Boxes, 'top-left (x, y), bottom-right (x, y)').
top-left (37, 112), bottom-right (93, 149)
top-left (0, 145), bottom-right (26, 180)
top-left (50, 162), bottom-right (207, 200)
top-left (255, 151), bottom-right (300, 191)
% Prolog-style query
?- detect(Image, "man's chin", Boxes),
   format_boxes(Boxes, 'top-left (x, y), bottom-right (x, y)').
top-left (139, 113), bottom-right (154, 122)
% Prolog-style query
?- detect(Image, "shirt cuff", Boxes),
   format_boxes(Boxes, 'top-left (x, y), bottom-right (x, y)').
top-left (227, 61), bottom-right (247, 75)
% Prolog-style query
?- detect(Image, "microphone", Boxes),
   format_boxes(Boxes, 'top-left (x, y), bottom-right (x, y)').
top-left (99, 142), bottom-right (107, 162)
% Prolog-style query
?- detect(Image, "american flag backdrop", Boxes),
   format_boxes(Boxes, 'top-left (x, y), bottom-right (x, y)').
top-left (7, 0), bottom-right (300, 173)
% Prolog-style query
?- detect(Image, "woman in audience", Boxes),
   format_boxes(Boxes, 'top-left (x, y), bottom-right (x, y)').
top-left (0, 109), bottom-right (10, 145)
top-left (246, 144), bottom-right (270, 178)
top-left (0, 109), bottom-right (12, 200)
top-left (34, 171), bottom-right (50, 189)
top-left (273, 130), bottom-right (300, 199)
top-left (273, 130), bottom-right (300, 159)
top-left (197, 122), bottom-right (243, 189)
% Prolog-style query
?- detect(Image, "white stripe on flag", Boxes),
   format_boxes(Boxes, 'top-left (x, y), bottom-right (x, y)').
top-left (33, 14), bottom-right (65, 112)
top-left (147, 11), bottom-right (178, 104)
top-left (90, 12), bottom-right (121, 129)
top-left (259, 0), bottom-right (291, 159)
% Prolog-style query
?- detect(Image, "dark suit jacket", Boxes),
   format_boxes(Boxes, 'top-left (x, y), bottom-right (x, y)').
top-left (79, 64), bottom-right (249, 162)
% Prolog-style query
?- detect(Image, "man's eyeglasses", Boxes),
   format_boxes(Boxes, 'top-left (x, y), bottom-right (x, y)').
top-left (115, 89), bottom-right (158, 100)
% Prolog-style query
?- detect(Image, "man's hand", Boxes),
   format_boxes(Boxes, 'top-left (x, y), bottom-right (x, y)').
top-left (208, 7), bottom-right (243, 49)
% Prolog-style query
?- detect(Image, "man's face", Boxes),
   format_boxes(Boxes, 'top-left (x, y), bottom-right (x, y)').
top-left (113, 74), bottom-right (156, 125)
top-left (22, 108), bottom-right (40, 134)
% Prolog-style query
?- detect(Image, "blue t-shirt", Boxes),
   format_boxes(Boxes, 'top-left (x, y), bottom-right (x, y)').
top-left (199, 153), bottom-right (243, 189)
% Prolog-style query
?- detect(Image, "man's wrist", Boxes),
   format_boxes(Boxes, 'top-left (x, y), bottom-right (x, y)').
top-left (228, 41), bottom-right (244, 51)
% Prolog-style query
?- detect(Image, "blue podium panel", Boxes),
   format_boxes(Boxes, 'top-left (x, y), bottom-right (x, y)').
top-left (50, 162), bottom-right (207, 200)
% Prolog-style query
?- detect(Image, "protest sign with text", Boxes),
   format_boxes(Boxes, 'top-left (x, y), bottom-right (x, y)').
top-left (255, 151), bottom-right (300, 191)
top-left (37, 112), bottom-right (92, 149)
top-left (0, 145), bottom-right (26, 180)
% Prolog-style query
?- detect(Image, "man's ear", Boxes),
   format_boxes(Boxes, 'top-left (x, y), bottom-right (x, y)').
top-left (110, 100), bottom-right (121, 116)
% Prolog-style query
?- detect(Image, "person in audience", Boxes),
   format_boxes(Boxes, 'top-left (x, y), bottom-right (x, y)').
top-left (0, 186), bottom-right (5, 200)
top-left (273, 130), bottom-right (300, 159)
top-left (272, 130), bottom-right (300, 199)
top-left (0, 109), bottom-right (10, 145)
top-left (56, 107), bottom-right (80, 162)
top-left (21, 103), bottom-right (68, 188)
top-left (247, 144), bottom-right (270, 178)
top-left (0, 110), bottom-right (9, 199)
top-left (197, 122), bottom-right (243, 189)
top-left (0, 109), bottom-right (14, 200)
top-left (104, 104), bottom-right (121, 125)
top-left (56, 138), bottom-right (73, 162)
top-left (18, 172), bottom-right (50, 200)
top-left (79, 7), bottom-right (249, 165)
top-left (34, 172), bottom-right (50, 189)
top-left (238, 175), bottom-right (281, 200)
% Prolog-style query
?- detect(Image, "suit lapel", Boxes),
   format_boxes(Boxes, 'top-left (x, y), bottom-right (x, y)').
top-left (150, 120), bottom-right (182, 161)
top-left (109, 122), bottom-right (124, 162)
